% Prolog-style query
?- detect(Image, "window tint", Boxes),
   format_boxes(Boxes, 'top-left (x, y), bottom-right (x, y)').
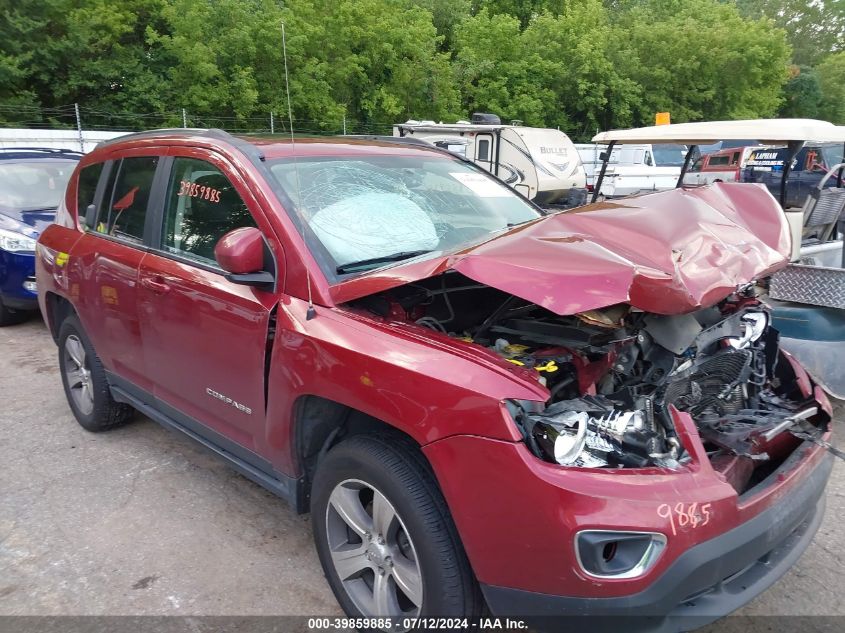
top-left (477, 139), bottom-right (490, 161)
top-left (161, 157), bottom-right (256, 265)
top-left (77, 163), bottom-right (103, 224)
top-left (708, 154), bottom-right (731, 167)
top-left (98, 156), bottom-right (158, 243)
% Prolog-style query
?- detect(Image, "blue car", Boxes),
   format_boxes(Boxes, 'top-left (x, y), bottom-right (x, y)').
top-left (0, 148), bottom-right (82, 325)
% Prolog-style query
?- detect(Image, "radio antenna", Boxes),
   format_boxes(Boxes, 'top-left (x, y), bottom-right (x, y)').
top-left (281, 21), bottom-right (316, 320)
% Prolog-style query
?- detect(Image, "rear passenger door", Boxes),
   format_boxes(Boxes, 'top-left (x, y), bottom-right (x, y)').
top-left (138, 149), bottom-right (277, 455)
top-left (73, 152), bottom-right (165, 392)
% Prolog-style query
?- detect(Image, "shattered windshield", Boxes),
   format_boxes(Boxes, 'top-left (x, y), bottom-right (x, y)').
top-left (267, 155), bottom-right (541, 274)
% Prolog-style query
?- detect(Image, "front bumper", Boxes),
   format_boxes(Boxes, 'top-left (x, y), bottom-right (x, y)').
top-left (0, 249), bottom-right (38, 310)
top-left (481, 450), bottom-right (833, 633)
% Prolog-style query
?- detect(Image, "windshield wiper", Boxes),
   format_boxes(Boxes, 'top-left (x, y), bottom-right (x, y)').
top-left (21, 206), bottom-right (58, 213)
top-left (336, 249), bottom-right (434, 274)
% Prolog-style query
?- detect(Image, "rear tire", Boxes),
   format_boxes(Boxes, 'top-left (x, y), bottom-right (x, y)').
top-left (58, 315), bottom-right (133, 432)
top-left (311, 434), bottom-right (482, 626)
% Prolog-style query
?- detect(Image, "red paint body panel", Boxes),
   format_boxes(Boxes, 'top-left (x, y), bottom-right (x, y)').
top-left (35, 132), bottom-right (833, 611)
top-left (423, 424), bottom-right (828, 597)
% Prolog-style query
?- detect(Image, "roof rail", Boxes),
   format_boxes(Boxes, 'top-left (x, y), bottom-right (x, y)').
top-left (93, 128), bottom-right (266, 161)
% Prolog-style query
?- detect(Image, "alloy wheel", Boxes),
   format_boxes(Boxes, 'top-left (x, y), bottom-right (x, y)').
top-left (325, 478), bottom-right (423, 619)
top-left (64, 334), bottom-right (94, 416)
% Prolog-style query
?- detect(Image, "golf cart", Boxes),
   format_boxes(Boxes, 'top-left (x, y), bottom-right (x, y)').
top-left (591, 119), bottom-right (845, 398)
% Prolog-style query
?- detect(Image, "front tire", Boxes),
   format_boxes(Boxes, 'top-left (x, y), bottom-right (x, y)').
top-left (312, 434), bottom-right (481, 624)
top-left (58, 315), bottom-right (133, 432)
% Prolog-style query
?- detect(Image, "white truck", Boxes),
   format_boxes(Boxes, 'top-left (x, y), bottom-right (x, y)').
top-left (394, 114), bottom-right (586, 206)
top-left (575, 142), bottom-right (688, 198)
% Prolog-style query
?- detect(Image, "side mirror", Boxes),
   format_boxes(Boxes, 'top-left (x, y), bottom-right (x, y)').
top-left (599, 151), bottom-right (608, 162)
top-left (214, 227), bottom-right (275, 289)
top-left (84, 203), bottom-right (97, 230)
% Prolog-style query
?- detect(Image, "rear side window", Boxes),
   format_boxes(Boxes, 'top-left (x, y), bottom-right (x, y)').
top-left (98, 156), bottom-right (159, 243)
top-left (160, 157), bottom-right (256, 266)
top-left (76, 163), bottom-right (103, 221)
top-left (708, 155), bottom-right (731, 167)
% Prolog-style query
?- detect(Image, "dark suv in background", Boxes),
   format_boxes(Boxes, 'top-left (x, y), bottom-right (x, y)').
top-left (744, 142), bottom-right (845, 208)
top-left (0, 147), bottom-right (81, 324)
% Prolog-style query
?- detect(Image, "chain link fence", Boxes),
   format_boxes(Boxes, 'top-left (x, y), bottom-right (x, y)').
top-left (0, 103), bottom-right (396, 138)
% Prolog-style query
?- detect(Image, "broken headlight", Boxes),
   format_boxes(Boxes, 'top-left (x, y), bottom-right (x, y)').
top-left (510, 398), bottom-right (681, 469)
top-left (727, 311), bottom-right (768, 349)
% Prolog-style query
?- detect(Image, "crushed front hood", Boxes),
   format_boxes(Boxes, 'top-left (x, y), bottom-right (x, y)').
top-left (331, 183), bottom-right (791, 315)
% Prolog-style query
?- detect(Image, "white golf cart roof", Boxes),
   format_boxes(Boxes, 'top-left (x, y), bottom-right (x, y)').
top-left (592, 119), bottom-right (845, 145)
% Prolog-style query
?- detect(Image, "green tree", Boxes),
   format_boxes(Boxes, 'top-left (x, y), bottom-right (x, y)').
top-left (522, 1), bottom-right (641, 135)
top-left (736, 0), bottom-right (844, 67)
top-left (612, 0), bottom-right (790, 123)
top-left (0, 0), bottom-right (169, 125)
top-left (817, 51), bottom-right (845, 124)
top-left (453, 10), bottom-right (551, 126)
top-left (470, 1), bottom-right (566, 28)
top-left (779, 66), bottom-right (822, 118)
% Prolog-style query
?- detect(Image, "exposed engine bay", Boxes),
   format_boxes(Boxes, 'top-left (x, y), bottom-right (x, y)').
top-left (348, 271), bottom-right (831, 494)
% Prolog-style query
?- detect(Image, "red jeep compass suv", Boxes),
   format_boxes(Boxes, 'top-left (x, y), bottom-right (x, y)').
top-left (37, 129), bottom-right (834, 631)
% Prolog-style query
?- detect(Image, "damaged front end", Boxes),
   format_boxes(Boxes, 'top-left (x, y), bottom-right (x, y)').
top-left (348, 275), bottom-right (831, 495)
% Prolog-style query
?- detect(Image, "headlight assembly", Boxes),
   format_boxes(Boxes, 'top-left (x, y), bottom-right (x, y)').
top-left (0, 228), bottom-right (37, 252)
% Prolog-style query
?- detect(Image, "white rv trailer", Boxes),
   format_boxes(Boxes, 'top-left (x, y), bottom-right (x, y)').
top-left (394, 114), bottom-right (586, 205)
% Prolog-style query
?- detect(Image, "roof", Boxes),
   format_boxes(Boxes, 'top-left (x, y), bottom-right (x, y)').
top-left (93, 128), bottom-right (450, 161)
top-left (592, 119), bottom-right (845, 145)
top-left (397, 122), bottom-right (507, 132)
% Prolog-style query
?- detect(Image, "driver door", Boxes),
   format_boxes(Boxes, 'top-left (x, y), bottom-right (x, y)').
top-left (137, 149), bottom-right (278, 454)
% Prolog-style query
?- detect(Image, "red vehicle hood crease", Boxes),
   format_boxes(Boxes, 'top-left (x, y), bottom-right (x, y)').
top-left (331, 183), bottom-right (791, 315)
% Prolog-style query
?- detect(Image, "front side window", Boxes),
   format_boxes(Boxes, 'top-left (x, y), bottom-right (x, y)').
top-left (0, 159), bottom-right (77, 210)
top-left (77, 162), bottom-right (104, 223)
top-left (98, 156), bottom-right (159, 243)
top-left (267, 155), bottom-right (540, 275)
top-left (161, 157), bottom-right (256, 266)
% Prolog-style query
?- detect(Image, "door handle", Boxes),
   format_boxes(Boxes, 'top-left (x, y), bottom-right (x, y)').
top-left (140, 276), bottom-right (171, 295)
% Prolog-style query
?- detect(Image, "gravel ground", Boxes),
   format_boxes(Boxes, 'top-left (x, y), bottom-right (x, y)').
top-left (1, 317), bottom-right (843, 631)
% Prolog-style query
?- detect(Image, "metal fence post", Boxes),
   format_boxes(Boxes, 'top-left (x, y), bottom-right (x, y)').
top-left (343, 113), bottom-right (347, 135)
top-left (270, 111), bottom-right (275, 134)
top-left (74, 103), bottom-right (83, 152)
top-left (182, 108), bottom-right (187, 128)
